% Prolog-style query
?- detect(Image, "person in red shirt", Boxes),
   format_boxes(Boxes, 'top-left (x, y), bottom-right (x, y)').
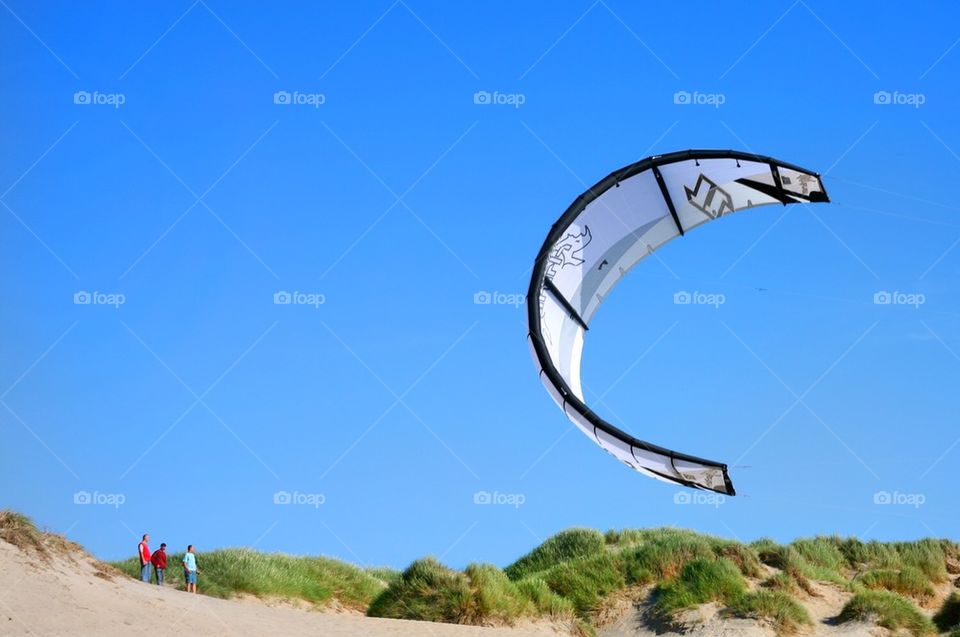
top-left (137, 534), bottom-right (152, 583)
top-left (151, 543), bottom-right (168, 585)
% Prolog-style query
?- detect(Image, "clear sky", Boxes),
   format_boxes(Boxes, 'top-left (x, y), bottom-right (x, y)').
top-left (2, 2), bottom-right (959, 568)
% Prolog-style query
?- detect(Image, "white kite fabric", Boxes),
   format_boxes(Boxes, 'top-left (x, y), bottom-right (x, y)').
top-left (526, 150), bottom-right (829, 495)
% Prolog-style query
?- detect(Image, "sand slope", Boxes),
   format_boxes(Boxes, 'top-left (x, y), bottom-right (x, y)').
top-left (0, 540), bottom-right (567, 637)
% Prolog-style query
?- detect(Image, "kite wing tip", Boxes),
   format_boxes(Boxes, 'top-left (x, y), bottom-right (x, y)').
top-left (722, 470), bottom-right (736, 497)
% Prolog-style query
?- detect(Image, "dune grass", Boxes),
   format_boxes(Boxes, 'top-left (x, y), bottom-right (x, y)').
top-left (538, 552), bottom-right (625, 617)
top-left (835, 537), bottom-right (951, 582)
top-left (724, 590), bottom-right (812, 635)
top-left (514, 577), bottom-right (576, 617)
top-left (112, 548), bottom-right (386, 609)
top-left (1, 514), bottom-right (936, 637)
top-left (367, 557), bottom-right (473, 622)
top-left (653, 557), bottom-right (746, 616)
top-left (855, 567), bottom-right (935, 603)
top-left (366, 557), bottom-right (569, 626)
top-left (934, 592), bottom-right (960, 633)
top-left (761, 571), bottom-right (803, 595)
top-left (619, 529), bottom-right (716, 582)
top-left (0, 510), bottom-right (46, 555)
top-left (752, 540), bottom-right (849, 589)
top-left (504, 529), bottom-right (605, 581)
top-left (367, 528), bottom-right (958, 635)
top-left (790, 537), bottom-right (846, 573)
top-left (838, 590), bottom-right (936, 636)
top-left (364, 566), bottom-right (401, 586)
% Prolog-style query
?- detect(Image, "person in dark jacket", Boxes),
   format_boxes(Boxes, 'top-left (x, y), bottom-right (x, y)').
top-left (151, 543), bottom-right (167, 585)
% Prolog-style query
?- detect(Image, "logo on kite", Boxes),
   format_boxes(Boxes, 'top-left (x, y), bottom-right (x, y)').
top-left (685, 174), bottom-right (734, 219)
top-left (548, 226), bottom-right (593, 271)
top-left (538, 226), bottom-right (594, 346)
top-left (781, 172), bottom-right (816, 196)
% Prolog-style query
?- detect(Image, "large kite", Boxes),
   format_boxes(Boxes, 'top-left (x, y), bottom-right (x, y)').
top-left (526, 150), bottom-right (829, 495)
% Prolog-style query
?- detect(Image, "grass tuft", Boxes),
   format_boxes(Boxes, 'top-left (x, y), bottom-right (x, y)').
top-left (540, 553), bottom-right (625, 618)
top-left (837, 590), bottom-right (935, 637)
top-left (856, 567), bottom-right (935, 603)
top-left (504, 529), bottom-right (605, 581)
top-left (367, 557), bottom-right (471, 622)
top-left (753, 541), bottom-right (847, 589)
top-left (0, 510), bottom-right (46, 555)
top-left (724, 589), bottom-right (812, 635)
top-left (514, 577), bottom-right (575, 618)
top-left (653, 558), bottom-right (746, 616)
top-left (620, 529), bottom-right (715, 582)
top-left (368, 558), bottom-right (546, 627)
top-left (461, 563), bottom-right (534, 625)
top-left (712, 541), bottom-right (764, 578)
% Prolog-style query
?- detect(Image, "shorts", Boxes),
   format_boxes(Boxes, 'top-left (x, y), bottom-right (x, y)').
top-left (184, 570), bottom-right (197, 584)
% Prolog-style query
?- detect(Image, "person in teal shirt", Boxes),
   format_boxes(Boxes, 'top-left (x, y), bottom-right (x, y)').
top-left (182, 545), bottom-right (199, 593)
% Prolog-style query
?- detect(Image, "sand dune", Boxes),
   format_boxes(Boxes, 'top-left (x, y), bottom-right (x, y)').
top-left (4, 526), bottom-right (953, 637)
top-left (0, 540), bottom-right (567, 637)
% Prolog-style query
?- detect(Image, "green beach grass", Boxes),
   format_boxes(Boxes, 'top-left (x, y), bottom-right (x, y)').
top-left (112, 548), bottom-right (392, 610)
top-left (724, 589), bottom-right (812, 635)
top-left (837, 589), bottom-right (937, 636)
top-left (0, 512), bottom-right (917, 637)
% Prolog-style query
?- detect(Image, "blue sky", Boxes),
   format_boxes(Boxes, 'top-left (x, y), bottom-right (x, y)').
top-left (2, 1), bottom-right (959, 568)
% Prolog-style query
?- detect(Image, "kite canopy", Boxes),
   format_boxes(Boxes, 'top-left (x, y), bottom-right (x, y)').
top-left (526, 150), bottom-right (829, 495)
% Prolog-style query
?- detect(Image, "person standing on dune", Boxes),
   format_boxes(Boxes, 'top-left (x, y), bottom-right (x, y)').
top-left (182, 545), bottom-right (199, 593)
top-left (137, 534), bottom-right (151, 583)
top-left (151, 543), bottom-right (167, 585)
